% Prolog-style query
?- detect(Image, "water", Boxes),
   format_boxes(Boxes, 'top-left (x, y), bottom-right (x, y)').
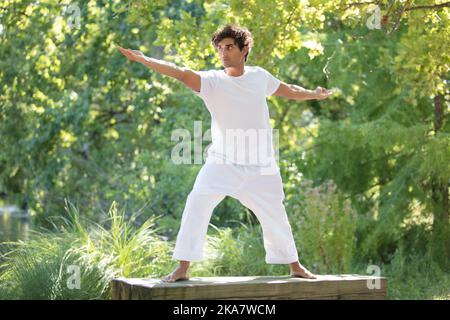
top-left (0, 206), bottom-right (30, 243)
top-left (0, 206), bottom-right (31, 272)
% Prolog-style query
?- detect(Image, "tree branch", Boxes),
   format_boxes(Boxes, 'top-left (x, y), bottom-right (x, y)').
top-left (342, 1), bottom-right (450, 12)
top-left (343, 1), bottom-right (378, 10)
top-left (405, 1), bottom-right (450, 11)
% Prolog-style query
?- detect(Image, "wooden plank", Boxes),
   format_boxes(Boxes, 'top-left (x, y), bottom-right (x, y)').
top-left (111, 274), bottom-right (387, 300)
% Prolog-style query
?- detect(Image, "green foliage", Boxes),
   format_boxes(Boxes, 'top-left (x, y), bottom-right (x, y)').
top-left (2, 199), bottom-right (447, 299)
top-left (286, 178), bottom-right (357, 274)
top-left (193, 224), bottom-right (286, 277)
top-left (0, 200), bottom-right (173, 299)
top-left (381, 247), bottom-right (450, 300)
top-left (0, 0), bottom-right (448, 299)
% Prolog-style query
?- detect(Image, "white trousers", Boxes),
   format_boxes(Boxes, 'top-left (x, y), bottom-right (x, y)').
top-left (172, 157), bottom-right (299, 264)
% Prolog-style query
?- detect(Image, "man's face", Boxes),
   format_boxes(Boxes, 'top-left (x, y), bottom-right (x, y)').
top-left (216, 37), bottom-right (248, 68)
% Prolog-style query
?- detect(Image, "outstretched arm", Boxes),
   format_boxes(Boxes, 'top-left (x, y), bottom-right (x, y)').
top-left (116, 46), bottom-right (201, 92)
top-left (273, 81), bottom-right (333, 101)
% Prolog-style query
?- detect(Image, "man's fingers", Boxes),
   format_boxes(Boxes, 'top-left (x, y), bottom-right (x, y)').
top-left (317, 87), bottom-right (333, 96)
top-left (117, 47), bottom-right (128, 55)
top-left (315, 87), bottom-right (334, 100)
top-left (117, 47), bottom-right (131, 55)
top-left (320, 87), bottom-right (329, 94)
top-left (118, 47), bottom-right (134, 60)
top-left (125, 49), bottom-right (138, 57)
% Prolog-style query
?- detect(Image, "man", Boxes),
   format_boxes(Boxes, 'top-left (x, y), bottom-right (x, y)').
top-left (118, 24), bottom-right (333, 282)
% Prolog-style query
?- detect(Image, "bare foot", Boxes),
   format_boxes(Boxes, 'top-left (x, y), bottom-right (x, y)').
top-left (161, 267), bottom-right (189, 283)
top-left (290, 263), bottom-right (317, 279)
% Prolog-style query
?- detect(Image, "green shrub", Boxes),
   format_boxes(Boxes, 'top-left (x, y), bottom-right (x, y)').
top-left (384, 247), bottom-right (450, 300)
top-left (0, 200), bottom-right (173, 299)
top-left (192, 223), bottom-right (287, 277)
top-left (288, 179), bottom-right (358, 274)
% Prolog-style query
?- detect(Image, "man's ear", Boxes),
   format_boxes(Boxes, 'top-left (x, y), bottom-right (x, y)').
top-left (242, 45), bottom-right (250, 59)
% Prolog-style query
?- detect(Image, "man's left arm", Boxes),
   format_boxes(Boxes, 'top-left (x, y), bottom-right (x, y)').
top-left (272, 82), bottom-right (333, 101)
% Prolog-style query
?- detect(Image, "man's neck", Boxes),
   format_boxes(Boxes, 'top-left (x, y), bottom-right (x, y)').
top-left (224, 65), bottom-right (246, 77)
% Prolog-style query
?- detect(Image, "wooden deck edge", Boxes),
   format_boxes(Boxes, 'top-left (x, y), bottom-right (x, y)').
top-left (111, 275), bottom-right (387, 300)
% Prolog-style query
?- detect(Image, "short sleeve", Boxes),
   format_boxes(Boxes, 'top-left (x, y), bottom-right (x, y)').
top-left (191, 70), bottom-right (217, 99)
top-left (260, 67), bottom-right (281, 97)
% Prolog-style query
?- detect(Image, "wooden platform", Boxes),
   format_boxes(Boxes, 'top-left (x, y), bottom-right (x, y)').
top-left (111, 274), bottom-right (387, 300)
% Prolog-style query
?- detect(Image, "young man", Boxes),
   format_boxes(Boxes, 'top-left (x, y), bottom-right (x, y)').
top-left (118, 24), bottom-right (333, 282)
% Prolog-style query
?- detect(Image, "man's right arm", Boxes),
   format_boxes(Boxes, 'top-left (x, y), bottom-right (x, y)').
top-left (117, 46), bottom-right (201, 93)
top-left (140, 56), bottom-right (201, 91)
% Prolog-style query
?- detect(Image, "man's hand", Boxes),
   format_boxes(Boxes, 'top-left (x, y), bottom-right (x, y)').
top-left (117, 46), bottom-right (145, 63)
top-left (273, 82), bottom-right (334, 101)
top-left (313, 86), bottom-right (334, 100)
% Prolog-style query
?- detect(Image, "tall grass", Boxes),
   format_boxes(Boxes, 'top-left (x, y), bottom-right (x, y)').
top-left (383, 247), bottom-right (450, 299)
top-left (193, 223), bottom-right (287, 277)
top-left (287, 179), bottom-right (358, 274)
top-left (1, 196), bottom-right (448, 300)
top-left (0, 200), bottom-right (174, 299)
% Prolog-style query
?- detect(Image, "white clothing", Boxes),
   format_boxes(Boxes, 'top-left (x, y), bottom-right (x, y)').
top-left (172, 66), bottom-right (299, 264)
top-left (191, 66), bottom-right (281, 166)
top-left (172, 159), bottom-right (299, 264)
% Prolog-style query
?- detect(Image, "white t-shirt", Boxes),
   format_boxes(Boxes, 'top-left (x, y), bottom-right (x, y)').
top-left (191, 65), bottom-right (281, 167)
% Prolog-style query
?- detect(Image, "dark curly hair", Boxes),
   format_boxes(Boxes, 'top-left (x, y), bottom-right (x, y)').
top-left (211, 24), bottom-right (254, 62)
